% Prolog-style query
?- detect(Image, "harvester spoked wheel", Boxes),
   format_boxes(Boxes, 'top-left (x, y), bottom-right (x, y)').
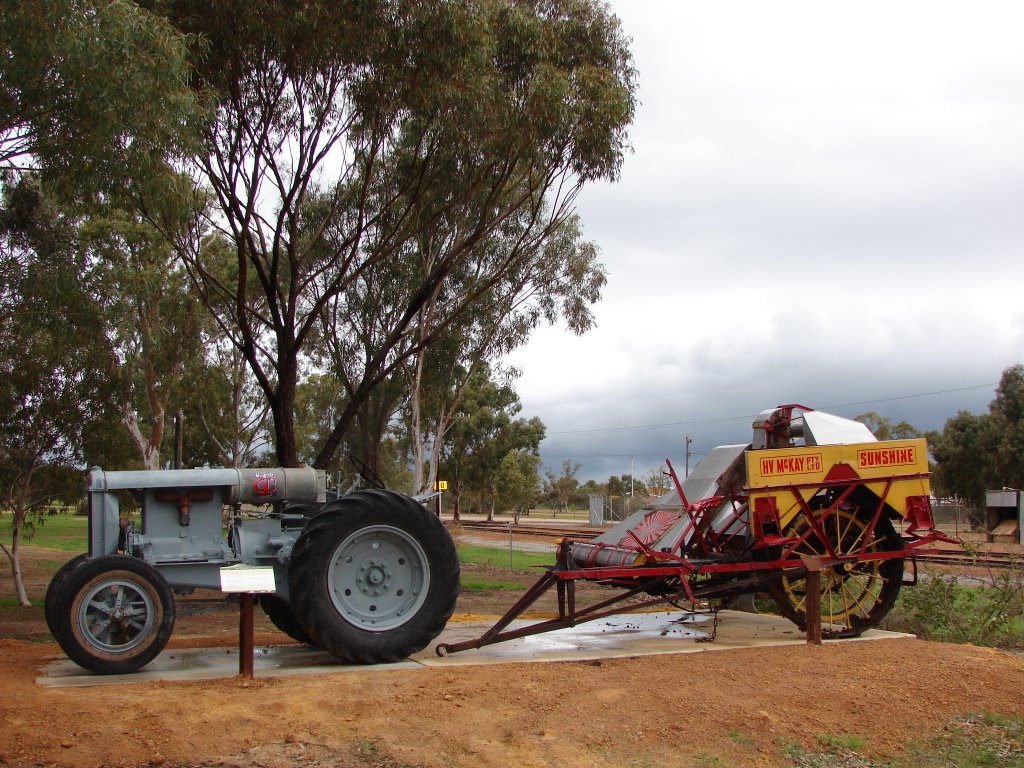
top-left (51, 555), bottom-right (175, 674)
top-left (288, 490), bottom-right (460, 664)
top-left (258, 594), bottom-right (314, 645)
top-left (768, 502), bottom-right (904, 637)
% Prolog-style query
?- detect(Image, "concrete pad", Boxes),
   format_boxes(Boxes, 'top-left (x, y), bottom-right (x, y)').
top-left (36, 610), bottom-right (913, 688)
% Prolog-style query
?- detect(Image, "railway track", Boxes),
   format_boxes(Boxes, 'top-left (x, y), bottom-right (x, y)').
top-left (913, 549), bottom-right (1023, 569)
top-left (457, 520), bottom-right (602, 541)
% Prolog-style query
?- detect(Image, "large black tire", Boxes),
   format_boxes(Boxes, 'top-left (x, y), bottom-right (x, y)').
top-left (44, 553), bottom-right (90, 643)
top-left (51, 555), bottom-right (175, 674)
top-left (768, 497), bottom-right (904, 638)
top-left (289, 490), bottom-right (460, 664)
top-left (258, 594), bottom-right (314, 645)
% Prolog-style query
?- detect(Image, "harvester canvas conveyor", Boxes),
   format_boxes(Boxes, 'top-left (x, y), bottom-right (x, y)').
top-left (436, 405), bottom-right (954, 656)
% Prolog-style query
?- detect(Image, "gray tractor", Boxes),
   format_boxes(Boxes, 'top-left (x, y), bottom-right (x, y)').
top-left (45, 466), bottom-right (460, 674)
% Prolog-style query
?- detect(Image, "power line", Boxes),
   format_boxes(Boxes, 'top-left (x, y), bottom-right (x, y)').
top-left (544, 382), bottom-right (996, 437)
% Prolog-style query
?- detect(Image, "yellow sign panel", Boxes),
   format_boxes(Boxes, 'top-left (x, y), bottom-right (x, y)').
top-left (434, 480), bottom-right (448, 491)
top-left (745, 438), bottom-right (931, 524)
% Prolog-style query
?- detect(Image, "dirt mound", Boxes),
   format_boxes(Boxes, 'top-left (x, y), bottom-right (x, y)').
top-left (1, 636), bottom-right (1023, 768)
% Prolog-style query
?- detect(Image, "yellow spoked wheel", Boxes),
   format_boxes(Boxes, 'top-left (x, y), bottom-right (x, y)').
top-left (768, 504), bottom-right (904, 638)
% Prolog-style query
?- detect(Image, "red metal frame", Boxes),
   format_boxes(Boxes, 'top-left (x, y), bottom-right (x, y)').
top-left (435, 462), bottom-right (956, 657)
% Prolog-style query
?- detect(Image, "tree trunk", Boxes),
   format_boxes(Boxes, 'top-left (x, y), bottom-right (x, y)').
top-left (2, 503), bottom-right (31, 607)
top-left (124, 407), bottom-right (163, 470)
top-left (271, 377), bottom-right (300, 468)
top-left (409, 350), bottom-right (427, 495)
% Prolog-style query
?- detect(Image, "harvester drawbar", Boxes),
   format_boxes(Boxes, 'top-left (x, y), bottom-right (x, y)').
top-left (436, 405), bottom-right (953, 656)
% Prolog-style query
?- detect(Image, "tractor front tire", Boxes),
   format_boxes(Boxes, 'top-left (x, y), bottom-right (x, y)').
top-left (44, 553), bottom-right (90, 643)
top-left (289, 490), bottom-right (459, 664)
top-left (51, 555), bottom-right (175, 674)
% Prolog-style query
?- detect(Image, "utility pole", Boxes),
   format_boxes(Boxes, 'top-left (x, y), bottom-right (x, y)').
top-left (685, 436), bottom-right (693, 477)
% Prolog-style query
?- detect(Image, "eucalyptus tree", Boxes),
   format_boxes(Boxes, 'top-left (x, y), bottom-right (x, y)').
top-left (544, 460), bottom-right (583, 515)
top-left (440, 366), bottom-right (545, 521)
top-left (83, 204), bottom-right (209, 469)
top-left (1, 0), bottom-right (197, 195)
top-left (399, 210), bottom-right (605, 495)
top-left (316, 203), bottom-right (605, 491)
top-left (931, 365), bottom-right (1024, 505)
top-left (151, 0), bottom-right (635, 468)
top-left (175, 339), bottom-right (271, 468)
top-left (495, 450), bottom-right (543, 522)
top-left (0, 179), bottom-right (114, 604)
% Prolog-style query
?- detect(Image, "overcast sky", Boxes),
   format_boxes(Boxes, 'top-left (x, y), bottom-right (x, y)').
top-left (505, 0), bottom-right (1024, 483)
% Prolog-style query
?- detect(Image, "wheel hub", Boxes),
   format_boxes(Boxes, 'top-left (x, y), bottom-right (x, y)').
top-left (78, 579), bottom-right (155, 654)
top-left (360, 560), bottom-right (389, 595)
top-left (327, 524), bottom-right (430, 631)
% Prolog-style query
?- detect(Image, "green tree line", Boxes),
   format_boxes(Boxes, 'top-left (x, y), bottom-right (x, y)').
top-left (0, 0), bottom-right (637, 604)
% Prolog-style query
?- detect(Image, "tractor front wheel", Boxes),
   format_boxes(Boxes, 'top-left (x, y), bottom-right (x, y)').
top-left (44, 553), bottom-right (90, 643)
top-left (51, 555), bottom-right (175, 674)
top-left (289, 490), bottom-right (459, 664)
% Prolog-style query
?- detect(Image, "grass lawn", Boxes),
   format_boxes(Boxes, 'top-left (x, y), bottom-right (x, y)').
top-left (0, 511), bottom-right (87, 552)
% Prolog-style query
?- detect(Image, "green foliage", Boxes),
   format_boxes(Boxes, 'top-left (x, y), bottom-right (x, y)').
top-left (854, 411), bottom-right (921, 440)
top-left (494, 450), bottom-right (542, 517)
top-left (442, 366), bottom-right (545, 515)
top-left (727, 730), bottom-right (756, 749)
top-left (148, 0), bottom-right (635, 468)
top-left (900, 713), bottom-right (1024, 768)
top-left (931, 365), bottom-right (1024, 504)
top-left (931, 410), bottom-right (991, 504)
top-left (817, 734), bottom-right (867, 752)
top-left (82, 200), bottom-right (210, 469)
top-left (1, 0), bottom-right (200, 197)
top-left (779, 713), bottom-right (1024, 767)
top-left (882, 562), bottom-right (1024, 648)
top-left (544, 460), bottom-right (583, 513)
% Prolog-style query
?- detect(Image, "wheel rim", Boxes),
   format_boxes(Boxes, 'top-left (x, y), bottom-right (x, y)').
top-left (77, 578), bottom-right (156, 654)
top-left (327, 524), bottom-right (430, 631)
top-left (774, 507), bottom-right (901, 635)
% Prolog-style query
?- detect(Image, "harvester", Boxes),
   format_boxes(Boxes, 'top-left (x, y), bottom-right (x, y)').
top-left (45, 465), bottom-right (459, 674)
top-left (436, 404), bottom-right (951, 655)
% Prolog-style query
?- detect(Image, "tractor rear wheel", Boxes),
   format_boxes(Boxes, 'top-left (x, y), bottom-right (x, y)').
top-left (51, 555), bottom-right (175, 674)
top-left (289, 490), bottom-right (459, 664)
top-left (258, 594), bottom-right (313, 644)
top-left (768, 502), bottom-right (904, 637)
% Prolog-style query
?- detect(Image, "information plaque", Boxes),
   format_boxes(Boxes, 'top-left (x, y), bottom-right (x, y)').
top-left (219, 564), bottom-right (277, 593)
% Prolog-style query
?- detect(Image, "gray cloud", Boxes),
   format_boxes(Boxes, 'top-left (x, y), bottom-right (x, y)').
top-left (506, 1), bottom-right (1024, 482)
